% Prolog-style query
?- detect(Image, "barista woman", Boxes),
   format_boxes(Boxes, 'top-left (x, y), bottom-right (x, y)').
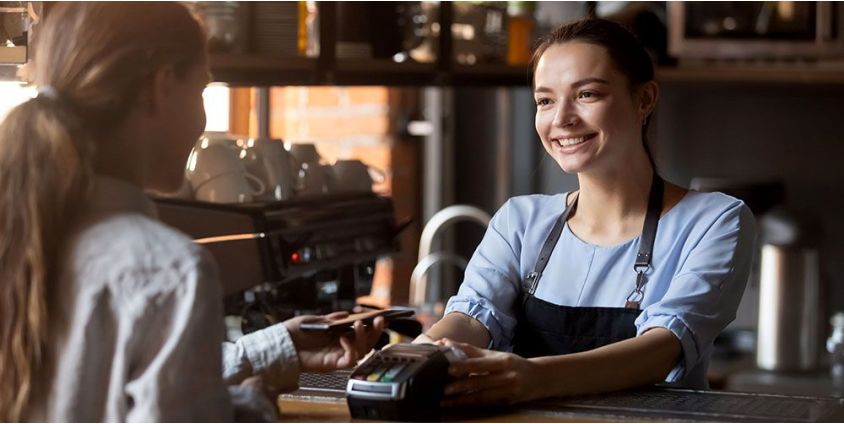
top-left (0, 3), bottom-right (382, 421)
top-left (419, 18), bottom-right (756, 405)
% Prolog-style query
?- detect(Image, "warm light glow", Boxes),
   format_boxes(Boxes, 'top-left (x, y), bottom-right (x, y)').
top-left (203, 83), bottom-right (230, 132)
top-left (0, 82), bottom-right (230, 132)
top-left (0, 82), bottom-right (36, 123)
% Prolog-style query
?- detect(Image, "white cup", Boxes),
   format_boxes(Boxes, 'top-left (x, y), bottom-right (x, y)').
top-left (242, 138), bottom-right (297, 201)
top-left (192, 171), bottom-right (265, 203)
top-left (185, 142), bottom-right (264, 203)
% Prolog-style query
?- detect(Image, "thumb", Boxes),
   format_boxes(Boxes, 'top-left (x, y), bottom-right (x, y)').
top-left (440, 338), bottom-right (483, 358)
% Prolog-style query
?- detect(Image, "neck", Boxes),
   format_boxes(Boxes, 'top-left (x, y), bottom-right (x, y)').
top-left (573, 157), bottom-right (654, 227)
top-left (92, 123), bottom-right (146, 188)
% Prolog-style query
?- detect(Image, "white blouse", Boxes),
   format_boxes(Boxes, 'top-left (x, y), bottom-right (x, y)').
top-left (25, 176), bottom-right (300, 422)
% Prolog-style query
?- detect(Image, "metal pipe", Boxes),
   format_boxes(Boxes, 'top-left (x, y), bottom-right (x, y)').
top-left (410, 204), bottom-right (491, 306)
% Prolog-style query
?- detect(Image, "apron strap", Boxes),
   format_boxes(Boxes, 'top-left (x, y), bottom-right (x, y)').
top-left (626, 174), bottom-right (664, 309)
top-left (522, 192), bottom-right (578, 304)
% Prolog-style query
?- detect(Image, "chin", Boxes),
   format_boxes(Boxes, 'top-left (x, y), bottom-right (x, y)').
top-left (552, 155), bottom-right (591, 175)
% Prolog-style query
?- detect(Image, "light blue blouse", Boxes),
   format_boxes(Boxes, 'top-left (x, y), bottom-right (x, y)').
top-left (444, 190), bottom-right (756, 389)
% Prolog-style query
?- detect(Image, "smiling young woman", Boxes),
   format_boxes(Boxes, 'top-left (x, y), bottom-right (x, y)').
top-left (419, 18), bottom-right (757, 406)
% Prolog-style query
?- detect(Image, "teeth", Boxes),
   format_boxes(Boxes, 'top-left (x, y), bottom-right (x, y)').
top-left (556, 136), bottom-right (588, 147)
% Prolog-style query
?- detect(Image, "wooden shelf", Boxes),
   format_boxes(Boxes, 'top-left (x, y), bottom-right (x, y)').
top-left (656, 63), bottom-right (844, 85)
top-left (210, 54), bottom-right (531, 87)
top-left (330, 59), bottom-right (439, 86)
top-left (452, 63), bottom-right (531, 86)
top-left (210, 54), bottom-right (318, 86)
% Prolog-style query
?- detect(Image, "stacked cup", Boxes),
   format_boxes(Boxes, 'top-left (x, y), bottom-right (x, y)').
top-left (185, 134), bottom-right (264, 203)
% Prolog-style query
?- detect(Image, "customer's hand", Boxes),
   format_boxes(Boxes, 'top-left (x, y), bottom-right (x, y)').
top-left (438, 339), bottom-right (547, 406)
top-left (284, 312), bottom-right (385, 372)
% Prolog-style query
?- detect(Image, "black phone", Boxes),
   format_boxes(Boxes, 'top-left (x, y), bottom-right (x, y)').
top-left (299, 309), bottom-right (414, 333)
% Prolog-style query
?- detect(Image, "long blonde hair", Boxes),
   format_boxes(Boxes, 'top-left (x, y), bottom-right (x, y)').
top-left (0, 3), bottom-right (205, 420)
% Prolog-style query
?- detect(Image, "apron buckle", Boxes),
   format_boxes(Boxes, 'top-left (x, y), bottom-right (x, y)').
top-left (625, 288), bottom-right (644, 309)
top-left (526, 271), bottom-right (541, 295)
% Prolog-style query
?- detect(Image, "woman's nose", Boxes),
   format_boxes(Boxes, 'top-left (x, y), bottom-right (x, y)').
top-left (551, 101), bottom-right (578, 128)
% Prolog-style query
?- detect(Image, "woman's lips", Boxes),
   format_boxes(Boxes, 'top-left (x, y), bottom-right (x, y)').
top-left (550, 133), bottom-right (597, 152)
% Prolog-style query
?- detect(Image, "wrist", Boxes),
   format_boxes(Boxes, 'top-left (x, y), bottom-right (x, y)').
top-left (530, 356), bottom-right (570, 399)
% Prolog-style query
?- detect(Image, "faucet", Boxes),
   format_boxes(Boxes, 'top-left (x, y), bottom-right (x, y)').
top-left (409, 205), bottom-right (491, 306)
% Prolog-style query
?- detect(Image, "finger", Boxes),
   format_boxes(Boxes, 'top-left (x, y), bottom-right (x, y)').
top-left (338, 334), bottom-right (357, 368)
top-left (372, 316), bottom-right (386, 332)
top-left (448, 356), bottom-right (509, 376)
top-left (440, 339), bottom-right (483, 357)
top-left (367, 316), bottom-right (385, 346)
top-left (324, 311), bottom-right (350, 320)
top-left (352, 319), bottom-right (370, 357)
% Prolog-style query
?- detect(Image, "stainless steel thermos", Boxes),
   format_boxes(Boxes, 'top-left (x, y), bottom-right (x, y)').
top-left (756, 208), bottom-right (822, 371)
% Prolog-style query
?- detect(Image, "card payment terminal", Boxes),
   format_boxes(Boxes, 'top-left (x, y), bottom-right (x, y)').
top-left (346, 343), bottom-right (466, 421)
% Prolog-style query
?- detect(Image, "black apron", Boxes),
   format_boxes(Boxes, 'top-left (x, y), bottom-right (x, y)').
top-left (512, 176), bottom-right (664, 358)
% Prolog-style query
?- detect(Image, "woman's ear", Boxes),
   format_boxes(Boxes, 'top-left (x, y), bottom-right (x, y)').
top-left (637, 80), bottom-right (659, 122)
top-left (142, 64), bottom-right (177, 115)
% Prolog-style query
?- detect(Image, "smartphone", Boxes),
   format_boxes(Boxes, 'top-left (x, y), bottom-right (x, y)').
top-left (300, 309), bottom-right (415, 333)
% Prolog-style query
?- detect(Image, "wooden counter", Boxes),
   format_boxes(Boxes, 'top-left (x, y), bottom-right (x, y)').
top-left (279, 380), bottom-right (844, 422)
top-left (278, 394), bottom-right (604, 423)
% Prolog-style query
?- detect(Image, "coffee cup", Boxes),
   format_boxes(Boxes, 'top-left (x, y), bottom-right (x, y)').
top-left (185, 142), bottom-right (264, 203)
top-left (289, 143), bottom-right (322, 166)
top-left (242, 138), bottom-right (297, 202)
top-left (328, 159), bottom-right (374, 193)
top-left (192, 171), bottom-right (265, 203)
top-left (200, 131), bottom-right (241, 150)
top-left (295, 163), bottom-right (332, 197)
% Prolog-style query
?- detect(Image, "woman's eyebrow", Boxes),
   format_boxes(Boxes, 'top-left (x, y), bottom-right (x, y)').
top-left (571, 78), bottom-right (610, 88)
top-left (534, 78), bottom-right (610, 94)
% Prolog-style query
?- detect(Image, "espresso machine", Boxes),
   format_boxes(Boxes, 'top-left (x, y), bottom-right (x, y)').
top-left (153, 193), bottom-right (404, 335)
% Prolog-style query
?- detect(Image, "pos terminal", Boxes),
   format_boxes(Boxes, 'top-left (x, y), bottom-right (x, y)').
top-left (346, 343), bottom-right (466, 421)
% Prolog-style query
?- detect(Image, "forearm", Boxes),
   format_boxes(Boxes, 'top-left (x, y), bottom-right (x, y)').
top-left (532, 328), bottom-right (681, 398)
top-left (418, 312), bottom-right (491, 348)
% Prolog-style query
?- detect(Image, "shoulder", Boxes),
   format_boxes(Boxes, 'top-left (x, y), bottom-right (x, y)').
top-left (675, 190), bottom-right (750, 220)
top-left (668, 190), bottom-right (756, 239)
top-left (65, 213), bottom-right (217, 301)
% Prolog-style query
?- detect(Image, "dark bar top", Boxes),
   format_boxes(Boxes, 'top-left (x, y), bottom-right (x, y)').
top-left (288, 371), bottom-right (844, 422)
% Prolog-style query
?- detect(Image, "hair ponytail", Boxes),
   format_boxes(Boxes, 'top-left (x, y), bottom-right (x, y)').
top-left (0, 96), bottom-right (93, 421)
top-left (0, 2), bottom-right (205, 420)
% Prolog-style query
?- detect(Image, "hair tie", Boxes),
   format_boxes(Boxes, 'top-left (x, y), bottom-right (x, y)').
top-left (37, 85), bottom-right (61, 101)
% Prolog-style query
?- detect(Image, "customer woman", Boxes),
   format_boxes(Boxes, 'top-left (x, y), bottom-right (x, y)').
top-left (419, 18), bottom-right (756, 405)
top-left (0, 3), bottom-right (382, 421)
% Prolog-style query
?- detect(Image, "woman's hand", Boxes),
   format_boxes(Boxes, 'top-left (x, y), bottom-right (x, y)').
top-left (439, 339), bottom-right (548, 406)
top-left (284, 312), bottom-right (385, 372)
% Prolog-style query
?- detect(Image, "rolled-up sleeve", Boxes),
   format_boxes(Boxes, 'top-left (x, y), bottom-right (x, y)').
top-left (635, 202), bottom-right (756, 382)
top-left (222, 323), bottom-right (301, 393)
top-left (445, 200), bottom-right (523, 351)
